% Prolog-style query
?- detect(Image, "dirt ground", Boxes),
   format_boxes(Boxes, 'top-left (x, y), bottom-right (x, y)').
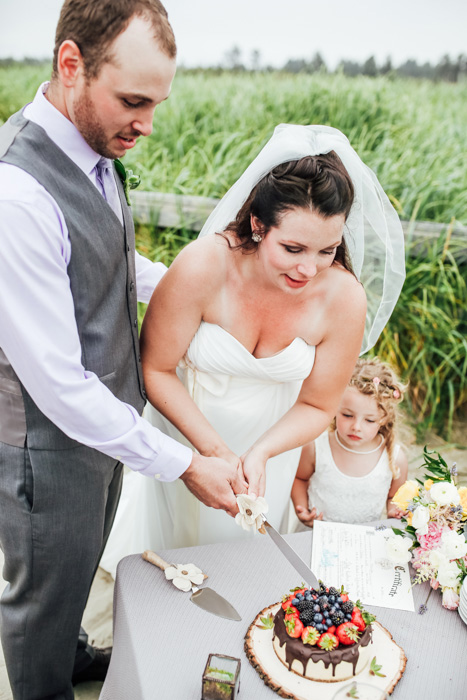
top-left (0, 420), bottom-right (465, 699)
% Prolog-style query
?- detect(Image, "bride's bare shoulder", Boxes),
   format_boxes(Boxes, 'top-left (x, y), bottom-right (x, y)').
top-left (327, 265), bottom-right (367, 317)
top-left (163, 233), bottom-right (231, 292)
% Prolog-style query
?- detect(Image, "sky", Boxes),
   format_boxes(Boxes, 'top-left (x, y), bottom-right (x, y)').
top-left (0, 0), bottom-right (465, 70)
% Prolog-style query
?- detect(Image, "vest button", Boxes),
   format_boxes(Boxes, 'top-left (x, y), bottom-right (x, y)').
top-left (138, 355), bottom-right (141, 363)
top-left (130, 281), bottom-right (135, 292)
top-left (127, 245), bottom-right (130, 252)
top-left (134, 319), bottom-right (138, 327)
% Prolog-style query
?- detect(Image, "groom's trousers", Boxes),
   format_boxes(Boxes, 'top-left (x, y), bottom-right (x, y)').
top-left (0, 439), bottom-right (123, 700)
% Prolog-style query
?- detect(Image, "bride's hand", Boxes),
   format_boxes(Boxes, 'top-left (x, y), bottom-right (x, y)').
top-left (203, 447), bottom-right (247, 484)
top-left (241, 448), bottom-right (267, 497)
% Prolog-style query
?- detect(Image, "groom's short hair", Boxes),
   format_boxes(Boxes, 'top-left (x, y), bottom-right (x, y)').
top-left (52, 0), bottom-right (176, 80)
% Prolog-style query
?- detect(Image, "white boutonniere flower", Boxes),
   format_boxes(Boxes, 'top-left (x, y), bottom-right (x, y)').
top-left (235, 494), bottom-right (269, 533)
top-left (164, 563), bottom-right (205, 591)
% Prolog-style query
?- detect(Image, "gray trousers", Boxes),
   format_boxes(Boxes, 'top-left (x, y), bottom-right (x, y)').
top-left (0, 439), bottom-right (123, 700)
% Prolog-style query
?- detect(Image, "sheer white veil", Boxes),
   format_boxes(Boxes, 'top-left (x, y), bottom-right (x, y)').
top-left (198, 124), bottom-right (405, 354)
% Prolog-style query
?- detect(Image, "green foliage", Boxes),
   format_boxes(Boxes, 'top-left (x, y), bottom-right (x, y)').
top-left (369, 656), bottom-right (386, 677)
top-left (2, 66), bottom-right (466, 439)
top-left (370, 229), bottom-right (467, 440)
top-left (420, 447), bottom-right (453, 482)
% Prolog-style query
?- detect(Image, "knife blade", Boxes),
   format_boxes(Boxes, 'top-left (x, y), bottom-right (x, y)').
top-left (142, 550), bottom-right (242, 621)
top-left (262, 519), bottom-right (320, 589)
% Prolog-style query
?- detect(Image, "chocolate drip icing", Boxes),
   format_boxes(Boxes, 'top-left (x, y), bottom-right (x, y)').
top-left (273, 607), bottom-right (372, 678)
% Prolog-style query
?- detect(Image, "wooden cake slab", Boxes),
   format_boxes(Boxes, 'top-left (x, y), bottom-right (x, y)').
top-left (245, 603), bottom-right (407, 699)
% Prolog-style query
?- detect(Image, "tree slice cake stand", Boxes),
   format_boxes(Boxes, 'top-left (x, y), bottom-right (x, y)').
top-left (244, 603), bottom-right (407, 699)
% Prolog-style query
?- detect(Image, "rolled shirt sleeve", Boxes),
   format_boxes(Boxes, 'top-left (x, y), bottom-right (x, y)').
top-left (0, 163), bottom-right (192, 480)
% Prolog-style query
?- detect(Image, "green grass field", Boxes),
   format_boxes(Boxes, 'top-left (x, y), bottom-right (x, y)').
top-left (1, 65), bottom-right (466, 439)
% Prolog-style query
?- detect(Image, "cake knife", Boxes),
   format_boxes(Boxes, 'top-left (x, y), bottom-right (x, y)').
top-left (261, 516), bottom-right (320, 589)
top-left (142, 550), bottom-right (242, 621)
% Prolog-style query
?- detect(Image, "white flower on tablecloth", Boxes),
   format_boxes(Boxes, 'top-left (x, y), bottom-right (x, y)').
top-left (164, 563), bottom-right (205, 591)
top-left (412, 505), bottom-right (430, 535)
top-left (436, 559), bottom-right (461, 589)
top-left (440, 529), bottom-right (467, 560)
top-left (430, 481), bottom-right (460, 507)
top-left (385, 531), bottom-right (413, 563)
top-left (235, 494), bottom-right (269, 532)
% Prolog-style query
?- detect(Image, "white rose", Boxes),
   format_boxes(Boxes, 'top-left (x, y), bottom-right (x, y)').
top-left (412, 505), bottom-right (430, 535)
top-left (437, 560), bottom-right (461, 588)
top-left (385, 533), bottom-right (413, 563)
top-left (440, 529), bottom-right (467, 560)
top-left (427, 549), bottom-right (448, 570)
top-left (430, 481), bottom-right (461, 506)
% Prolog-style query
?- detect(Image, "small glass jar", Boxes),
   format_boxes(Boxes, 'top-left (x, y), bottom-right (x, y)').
top-left (201, 653), bottom-right (241, 700)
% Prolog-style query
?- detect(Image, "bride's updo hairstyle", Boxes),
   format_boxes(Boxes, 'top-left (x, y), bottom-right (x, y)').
top-left (222, 151), bottom-right (355, 273)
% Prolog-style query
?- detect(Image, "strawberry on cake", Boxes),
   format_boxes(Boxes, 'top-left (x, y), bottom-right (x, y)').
top-left (272, 583), bottom-right (375, 682)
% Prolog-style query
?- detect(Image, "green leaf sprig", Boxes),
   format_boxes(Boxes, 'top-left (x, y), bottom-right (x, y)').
top-left (369, 656), bottom-right (386, 677)
top-left (256, 613), bottom-right (274, 630)
top-left (114, 158), bottom-right (141, 206)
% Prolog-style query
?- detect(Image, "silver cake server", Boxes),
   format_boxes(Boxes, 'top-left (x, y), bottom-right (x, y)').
top-left (142, 550), bottom-right (242, 621)
top-left (261, 517), bottom-right (320, 589)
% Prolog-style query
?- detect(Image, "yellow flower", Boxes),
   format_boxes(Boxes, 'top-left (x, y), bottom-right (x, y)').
top-left (391, 480), bottom-right (420, 511)
top-left (424, 479), bottom-right (434, 490)
top-left (458, 487), bottom-right (467, 520)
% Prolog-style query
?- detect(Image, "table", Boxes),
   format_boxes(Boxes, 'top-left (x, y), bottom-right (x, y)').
top-left (99, 528), bottom-right (467, 699)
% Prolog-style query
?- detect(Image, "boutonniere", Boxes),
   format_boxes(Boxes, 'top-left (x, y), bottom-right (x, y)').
top-left (114, 158), bottom-right (141, 206)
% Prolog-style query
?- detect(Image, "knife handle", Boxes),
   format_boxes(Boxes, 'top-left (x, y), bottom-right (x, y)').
top-left (142, 550), bottom-right (170, 570)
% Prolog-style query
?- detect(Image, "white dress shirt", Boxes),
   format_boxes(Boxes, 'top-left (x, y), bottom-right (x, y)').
top-left (0, 83), bottom-right (192, 480)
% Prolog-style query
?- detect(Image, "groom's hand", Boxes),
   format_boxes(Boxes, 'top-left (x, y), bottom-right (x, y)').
top-left (180, 453), bottom-right (247, 517)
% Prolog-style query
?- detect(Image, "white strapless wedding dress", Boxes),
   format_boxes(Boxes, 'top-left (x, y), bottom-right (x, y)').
top-left (100, 322), bottom-right (315, 577)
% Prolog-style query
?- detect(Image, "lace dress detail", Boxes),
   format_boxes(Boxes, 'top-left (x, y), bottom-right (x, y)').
top-left (308, 431), bottom-right (398, 523)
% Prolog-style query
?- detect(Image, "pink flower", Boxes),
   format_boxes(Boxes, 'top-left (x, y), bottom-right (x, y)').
top-left (418, 522), bottom-right (445, 550)
top-left (442, 587), bottom-right (460, 610)
top-left (430, 578), bottom-right (440, 590)
top-left (411, 546), bottom-right (428, 570)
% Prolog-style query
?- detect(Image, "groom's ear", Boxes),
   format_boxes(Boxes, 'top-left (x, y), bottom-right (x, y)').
top-left (56, 40), bottom-right (85, 87)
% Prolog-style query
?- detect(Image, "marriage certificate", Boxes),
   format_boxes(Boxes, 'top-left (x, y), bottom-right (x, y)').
top-left (311, 521), bottom-right (415, 611)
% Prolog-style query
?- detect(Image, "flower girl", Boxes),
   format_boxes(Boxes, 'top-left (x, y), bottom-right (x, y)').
top-left (291, 357), bottom-right (408, 526)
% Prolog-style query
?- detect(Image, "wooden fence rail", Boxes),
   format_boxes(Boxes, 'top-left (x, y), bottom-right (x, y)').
top-left (131, 191), bottom-right (467, 255)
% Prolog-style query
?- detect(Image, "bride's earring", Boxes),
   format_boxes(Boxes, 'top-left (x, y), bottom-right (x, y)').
top-left (252, 230), bottom-right (262, 243)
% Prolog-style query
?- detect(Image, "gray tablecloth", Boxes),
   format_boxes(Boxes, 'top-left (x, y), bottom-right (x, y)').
top-left (100, 529), bottom-right (467, 699)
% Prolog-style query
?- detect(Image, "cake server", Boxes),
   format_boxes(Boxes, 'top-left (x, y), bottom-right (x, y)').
top-left (261, 516), bottom-right (320, 589)
top-left (142, 550), bottom-right (242, 621)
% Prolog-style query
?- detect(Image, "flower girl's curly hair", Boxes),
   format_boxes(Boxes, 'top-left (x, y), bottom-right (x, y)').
top-left (334, 357), bottom-right (407, 477)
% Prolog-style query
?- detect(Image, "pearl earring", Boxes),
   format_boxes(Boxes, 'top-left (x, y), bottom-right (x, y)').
top-left (252, 230), bottom-right (262, 243)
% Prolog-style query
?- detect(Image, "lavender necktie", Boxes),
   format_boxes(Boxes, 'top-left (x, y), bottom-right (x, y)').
top-left (95, 157), bottom-right (123, 225)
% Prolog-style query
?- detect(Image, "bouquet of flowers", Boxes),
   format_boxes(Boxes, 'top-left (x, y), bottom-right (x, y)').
top-left (386, 447), bottom-right (467, 610)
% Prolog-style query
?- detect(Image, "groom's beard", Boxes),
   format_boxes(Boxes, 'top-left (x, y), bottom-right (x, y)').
top-left (73, 85), bottom-right (116, 160)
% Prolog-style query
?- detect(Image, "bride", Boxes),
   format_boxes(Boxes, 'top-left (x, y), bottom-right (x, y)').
top-left (100, 124), bottom-right (405, 574)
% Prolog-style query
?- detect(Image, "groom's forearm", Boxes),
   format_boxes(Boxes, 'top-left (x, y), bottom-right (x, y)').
top-left (143, 367), bottom-right (234, 460)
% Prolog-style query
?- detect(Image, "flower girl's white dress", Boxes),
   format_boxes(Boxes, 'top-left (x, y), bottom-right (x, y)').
top-left (100, 322), bottom-right (315, 577)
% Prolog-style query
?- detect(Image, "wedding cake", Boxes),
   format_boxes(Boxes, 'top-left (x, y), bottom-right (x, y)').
top-left (247, 583), bottom-right (375, 684)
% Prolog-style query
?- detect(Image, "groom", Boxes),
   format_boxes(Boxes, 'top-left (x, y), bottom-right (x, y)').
top-left (0, 1), bottom-right (245, 698)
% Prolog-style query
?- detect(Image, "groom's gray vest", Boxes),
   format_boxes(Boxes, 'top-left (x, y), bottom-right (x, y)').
top-left (0, 110), bottom-right (146, 450)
